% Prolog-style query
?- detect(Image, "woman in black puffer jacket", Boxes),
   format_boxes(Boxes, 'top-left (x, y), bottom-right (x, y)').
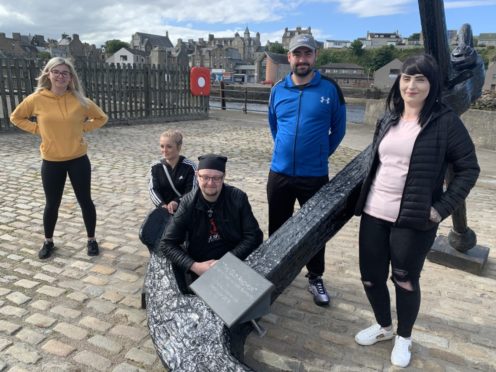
top-left (353, 54), bottom-right (479, 368)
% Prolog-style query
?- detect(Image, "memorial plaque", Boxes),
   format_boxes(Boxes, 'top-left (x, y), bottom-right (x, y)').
top-left (190, 252), bottom-right (275, 328)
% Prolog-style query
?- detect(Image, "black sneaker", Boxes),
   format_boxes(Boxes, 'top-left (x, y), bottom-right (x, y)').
top-left (87, 240), bottom-right (99, 256)
top-left (307, 276), bottom-right (330, 306)
top-left (39, 241), bottom-right (54, 259)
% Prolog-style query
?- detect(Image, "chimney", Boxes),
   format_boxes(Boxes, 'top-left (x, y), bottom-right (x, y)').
top-left (12, 32), bottom-right (21, 41)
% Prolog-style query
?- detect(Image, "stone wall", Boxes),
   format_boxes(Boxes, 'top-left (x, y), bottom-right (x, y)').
top-left (461, 109), bottom-right (496, 150)
top-left (470, 91), bottom-right (496, 111)
top-left (363, 99), bottom-right (385, 126)
top-left (363, 99), bottom-right (496, 150)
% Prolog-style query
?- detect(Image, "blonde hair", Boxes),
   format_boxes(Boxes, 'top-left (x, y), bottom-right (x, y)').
top-left (35, 57), bottom-right (88, 107)
top-left (160, 129), bottom-right (183, 147)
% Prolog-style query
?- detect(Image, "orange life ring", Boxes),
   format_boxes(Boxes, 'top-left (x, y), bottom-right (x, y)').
top-left (190, 67), bottom-right (211, 96)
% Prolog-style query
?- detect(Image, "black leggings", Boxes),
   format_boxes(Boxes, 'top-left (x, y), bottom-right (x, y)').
top-left (267, 171), bottom-right (329, 277)
top-left (41, 155), bottom-right (96, 239)
top-left (359, 213), bottom-right (437, 337)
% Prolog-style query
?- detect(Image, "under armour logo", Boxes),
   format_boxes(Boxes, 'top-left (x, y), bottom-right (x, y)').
top-left (320, 96), bottom-right (330, 104)
top-left (179, 176), bottom-right (184, 180)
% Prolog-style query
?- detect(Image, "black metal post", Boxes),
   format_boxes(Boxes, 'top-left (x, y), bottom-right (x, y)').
top-left (243, 87), bottom-right (248, 114)
top-left (220, 80), bottom-right (226, 110)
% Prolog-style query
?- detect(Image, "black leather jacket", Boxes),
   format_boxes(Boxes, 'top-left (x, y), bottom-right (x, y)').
top-left (160, 184), bottom-right (263, 272)
top-left (355, 104), bottom-right (480, 231)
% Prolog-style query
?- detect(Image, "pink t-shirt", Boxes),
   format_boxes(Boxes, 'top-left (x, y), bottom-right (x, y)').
top-left (364, 117), bottom-right (421, 222)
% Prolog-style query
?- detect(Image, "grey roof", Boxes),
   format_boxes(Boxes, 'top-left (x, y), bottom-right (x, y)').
top-left (136, 32), bottom-right (173, 49)
top-left (59, 38), bottom-right (71, 46)
top-left (0, 35), bottom-right (37, 58)
top-left (123, 47), bottom-right (148, 57)
top-left (319, 63), bottom-right (364, 69)
top-left (265, 51), bottom-right (289, 65)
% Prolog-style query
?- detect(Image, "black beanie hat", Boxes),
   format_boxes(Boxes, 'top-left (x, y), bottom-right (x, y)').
top-left (198, 154), bottom-right (227, 173)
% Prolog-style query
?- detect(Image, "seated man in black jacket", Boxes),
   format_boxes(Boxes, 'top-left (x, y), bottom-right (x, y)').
top-left (160, 154), bottom-right (263, 278)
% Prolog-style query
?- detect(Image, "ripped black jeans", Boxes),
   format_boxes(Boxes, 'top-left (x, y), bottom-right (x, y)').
top-left (359, 213), bottom-right (437, 337)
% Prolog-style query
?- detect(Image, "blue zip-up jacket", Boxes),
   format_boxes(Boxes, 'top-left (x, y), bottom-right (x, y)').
top-left (268, 70), bottom-right (346, 177)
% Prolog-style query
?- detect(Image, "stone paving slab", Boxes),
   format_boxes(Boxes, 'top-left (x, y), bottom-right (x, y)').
top-left (0, 110), bottom-right (495, 371)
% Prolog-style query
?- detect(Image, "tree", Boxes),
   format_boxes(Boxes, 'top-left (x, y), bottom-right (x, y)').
top-left (477, 45), bottom-right (496, 68)
top-left (350, 39), bottom-right (364, 57)
top-left (267, 42), bottom-right (286, 54)
top-left (37, 51), bottom-right (51, 60)
top-left (407, 33), bottom-right (420, 41)
top-left (316, 49), bottom-right (329, 66)
top-left (104, 39), bottom-right (130, 55)
top-left (370, 45), bottom-right (396, 71)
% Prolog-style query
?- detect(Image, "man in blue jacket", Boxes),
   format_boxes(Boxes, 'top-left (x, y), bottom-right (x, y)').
top-left (267, 34), bottom-right (346, 306)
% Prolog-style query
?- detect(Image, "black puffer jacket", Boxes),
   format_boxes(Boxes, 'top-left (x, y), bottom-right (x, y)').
top-left (355, 104), bottom-right (480, 231)
top-left (160, 184), bottom-right (263, 272)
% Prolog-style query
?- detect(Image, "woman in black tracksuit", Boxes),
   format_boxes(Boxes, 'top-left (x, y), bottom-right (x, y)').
top-left (353, 54), bottom-right (479, 368)
top-left (148, 129), bottom-right (197, 216)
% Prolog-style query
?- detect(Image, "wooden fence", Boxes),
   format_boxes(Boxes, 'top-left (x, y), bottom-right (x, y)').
top-left (0, 58), bottom-right (208, 131)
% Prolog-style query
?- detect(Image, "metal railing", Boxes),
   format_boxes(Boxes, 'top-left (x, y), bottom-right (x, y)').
top-left (209, 81), bottom-right (270, 113)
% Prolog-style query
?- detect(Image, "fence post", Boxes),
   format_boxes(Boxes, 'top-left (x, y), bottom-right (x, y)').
top-left (243, 87), bottom-right (248, 114)
top-left (220, 81), bottom-right (226, 110)
top-left (144, 65), bottom-right (151, 118)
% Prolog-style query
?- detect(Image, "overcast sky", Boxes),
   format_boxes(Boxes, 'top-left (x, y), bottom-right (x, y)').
top-left (1, 0), bottom-right (495, 47)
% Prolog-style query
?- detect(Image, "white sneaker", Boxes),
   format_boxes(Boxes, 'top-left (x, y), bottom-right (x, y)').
top-left (355, 324), bottom-right (394, 346)
top-left (391, 335), bottom-right (412, 368)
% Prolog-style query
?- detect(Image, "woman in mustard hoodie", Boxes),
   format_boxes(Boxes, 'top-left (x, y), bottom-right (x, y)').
top-left (10, 57), bottom-right (108, 259)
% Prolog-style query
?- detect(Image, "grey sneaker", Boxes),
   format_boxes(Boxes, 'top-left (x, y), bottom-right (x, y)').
top-left (308, 277), bottom-right (330, 306)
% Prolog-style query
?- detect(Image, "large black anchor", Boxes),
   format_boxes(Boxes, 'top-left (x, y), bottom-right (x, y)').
top-left (419, 0), bottom-right (487, 272)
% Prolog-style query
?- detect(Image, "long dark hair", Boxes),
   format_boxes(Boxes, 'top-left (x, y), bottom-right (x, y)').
top-left (385, 54), bottom-right (442, 126)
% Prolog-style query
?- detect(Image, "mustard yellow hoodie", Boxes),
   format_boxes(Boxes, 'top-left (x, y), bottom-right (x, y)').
top-left (10, 89), bottom-right (108, 161)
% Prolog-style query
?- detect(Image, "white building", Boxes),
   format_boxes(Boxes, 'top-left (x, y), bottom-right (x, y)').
top-left (366, 31), bottom-right (402, 48)
top-left (324, 40), bottom-right (351, 49)
top-left (105, 47), bottom-right (148, 66)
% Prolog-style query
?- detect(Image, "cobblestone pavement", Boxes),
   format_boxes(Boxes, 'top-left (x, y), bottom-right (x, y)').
top-left (0, 110), bottom-right (495, 371)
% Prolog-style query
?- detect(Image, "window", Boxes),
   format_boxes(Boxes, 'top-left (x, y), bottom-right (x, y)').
top-left (120, 55), bottom-right (128, 62)
top-left (389, 68), bottom-right (400, 79)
